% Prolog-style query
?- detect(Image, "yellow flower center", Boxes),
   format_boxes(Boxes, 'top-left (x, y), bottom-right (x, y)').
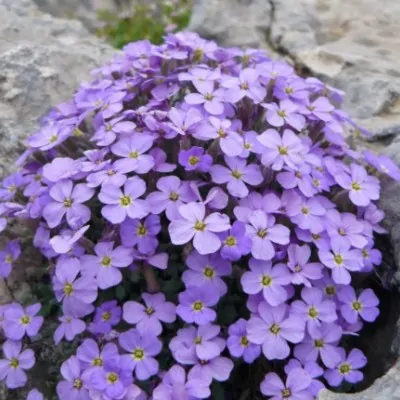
top-left (217, 128), bottom-right (227, 138)
top-left (301, 207), bottom-right (309, 215)
top-left (325, 285), bottom-right (336, 296)
top-left (308, 307), bottom-right (319, 319)
top-left (269, 323), bottom-right (280, 335)
top-left (244, 143), bottom-right (251, 149)
top-left (5, 255), bottom-right (13, 264)
top-left (314, 339), bottom-right (324, 348)
top-left (225, 236), bottom-right (237, 247)
top-left (194, 336), bottom-right (202, 344)
top-left (352, 301), bottom-right (363, 311)
top-left (8, 184), bottom-right (16, 193)
top-left (20, 315), bottom-right (30, 325)
top-left (9, 358), bottom-right (19, 369)
top-left (73, 378), bottom-right (83, 389)
top-left (231, 170), bottom-right (242, 179)
top-left (188, 156), bottom-right (199, 166)
top-left (278, 146), bottom-right (288, 155)
top-left (145, 307), bottom-right (154, 315)
top-left (204, 93), bottom-right (214, 101)
top-left (137, 224), bottom-right (147, 236)
top-left (129, 151), bottom-right (139, 159)
top-left (313, 179), bottom-right (321, 187)
top-left (294, 265), bottom-right (302, 272)
top-left (64, 198), bottom-right (73, 208)
top-left (261, 275), bottom-right (272, 287)
top-left (63, 283), bottom-right (74, 296)
top-left (334, 254), bottom-right (344, 265)
top-left (133, 349), bottom-right (145, 360)
top-left (338, 228), bottom-right (346, 236)
top-left (240, 82), bottom-right (249, 90)
top-left (339, 363), bottom-right (351, 374)
top-left (169, 191), bottom-right (179, 201)
top-left (351, 182), bottom-right (361, 191)
top-left (120, 195), bottom-right (132, 206)
top-left (240, 336), bottom-right (249, 346)
top-left (285, 87), bottom-right (294, 94)
top-left (101, 256), bottom-right (112, 267)
top-left (92, 357), bottom-right (103, 366)
top-left (107, 372), bottom-right (119, 384)
top-left (311, 233), bottom-right (321, 241)
top-left (194, 221), bottom-right (206, 231)
top-left (204, 267), bottom-right (215, 278)
top-left (192, 301), bottom-right (204, 311)
top-left (49, 134), bottom-right (58, 143)
top-left (107, 169), bottom-right (116, 176)
top-left (282, 389), bottom-right (291, 399)
top-left (193, 48), bottom-right (204, 62)
top-left (102, 312), bottom-right (111, 321)
top-left (277, 110), bottom-right (287, 118)
top-left (257, 229), bottom-right (268, 238)
top-left (362, 249), bottom-right (369, 258)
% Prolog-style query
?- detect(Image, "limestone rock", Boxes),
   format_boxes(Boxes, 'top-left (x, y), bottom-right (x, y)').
top-left (0, 0), bottom-right (116, 178)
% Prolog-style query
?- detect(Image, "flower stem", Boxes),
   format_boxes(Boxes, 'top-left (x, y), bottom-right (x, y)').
top-left (143, 265), bottom-right (160, 293)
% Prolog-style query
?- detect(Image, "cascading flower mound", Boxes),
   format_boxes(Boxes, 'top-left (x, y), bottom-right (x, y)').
top-left (0, 32), bottom-right (398, 399)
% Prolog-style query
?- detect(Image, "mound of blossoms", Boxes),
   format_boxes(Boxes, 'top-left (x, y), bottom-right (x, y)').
top-left (0, 31), bottom-right (398, 399)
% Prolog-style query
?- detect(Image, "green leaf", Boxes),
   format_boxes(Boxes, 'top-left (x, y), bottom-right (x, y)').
top-left (115, 285), bottom-right (126, 301)
top-left (211, 382), bottom-right (225, 400)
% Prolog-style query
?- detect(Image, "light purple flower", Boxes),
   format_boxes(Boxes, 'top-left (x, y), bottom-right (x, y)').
top-left (245, 210), bottom-right (290, 261)
top-left (43, 180), bottom-right (94, 228)
top-left (286, 243), bottom-right (323, 286)
top-left (300, 96), bottom-right (334, 121)
top-left (241, 258), bottom-right (291, 306)
top-left (3, 303), bottom-right (44, 341)
top-left (119, 328), bottom-right (162, 380)
top-left (111, 135), bottom-right (155, 174)
top-left (318, 242), bottom-right (363, 284)
top-left (27, 125), bottom-right (70, 150)
top-left (210, 156), bottom-right (263, 198)
top-left (27, 389), bottom-right (44, 400)
top-left (336, 164), bottom-right (380, 206)
top-left (99, 177), bottom-right (148, 224)
top-left (182, 251), bottom-right (231, 296)
top-left (337, 287), bottom-right (379, 324)
top-left (54, 315), bottom-right (86, 345)
top-left (92, 116), bottom-right (136, 147)
top-left (90, 301), bottom-right (122, 334)
top-left (0, 340), bottom-right (35, 389)
top-left (57, 356), bottom-right (90, 400)
top-left (218, 221), bottom-right (252, 261)
top-left (86, 160), bottom-right (128, 188)
top-left (258, 129), bottom-right (304, 171)
top-left (177, 287), bottom-right (219, 325)
top-left (179, 67), bottom-right (221, 92)
top-left (247, 302), bottom-right (304, 360)
top-left (262, 99), bottom-right (306, 131)
top-left (188, 355), bottom-right (234, 385)
top-left (81, 242), bottom-right (133, 289)
top-left (50, 225), bottom-right (89, 255)
top-left (168, 107), bottom-right (203, 136)
top-left (363, 150), bottom-right (400, 181)
top-left (294, 322), bottom-right (342, 368)
top-left (179, 147), bottom-right (213, 172)
top-left (0, 240), bottom-right (21, 278)
top-left (227, 319), bottom-right (261, 363)
top-left (260, 368), bottom-right (312, 400)
top-left (324, 348), bottom-right (367, 386)
top-left (42, 157), bottom-right (82, 182)
top-left (123, 292), bottom-right (176, 335)
top-left (290, 287), bottom-right (337, 335)
top-left (196, 117), bottom-right (243, 156)
top-left (185, 82), bottom-right (225, 115)
top-left (169, 202), bottom-right (230, 255)
top-left (77, 339), bottom-right (119, 371)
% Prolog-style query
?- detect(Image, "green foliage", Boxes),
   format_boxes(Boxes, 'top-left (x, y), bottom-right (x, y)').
top-left (96, 0), bottom-right (192, 48)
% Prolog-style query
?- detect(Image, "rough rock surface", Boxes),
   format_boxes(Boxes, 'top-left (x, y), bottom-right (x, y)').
top-left (189, 0), bottom-right (400, 398)
top-left (0, 0), bottom-right (116, 179)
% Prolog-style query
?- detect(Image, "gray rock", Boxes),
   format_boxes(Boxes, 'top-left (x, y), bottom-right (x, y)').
top-left (0, 0), bottom-right (116, 179)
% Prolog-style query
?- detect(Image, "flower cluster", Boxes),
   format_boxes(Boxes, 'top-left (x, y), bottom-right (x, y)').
top-left (0, 32), bottom-right (397, 399)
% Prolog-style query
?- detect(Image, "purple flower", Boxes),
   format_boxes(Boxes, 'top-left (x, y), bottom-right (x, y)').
top-left (300, 96), bottom-right (334, 121)
top-left (90, 355), bottom-right (133, 399)
top-left (245, 210), bottom-right (290, 261)
top-left (50, 225), bottom-right (89, 255)
top-left (295, 322), bottom-right (342, 368)
top-left (210, 156), bottom-right (263, 198)
top-left (123, 292), bottom-right (176, 335)
top-left (188, 355), bottom-right (234, 385)
top-left (262, 99), bottom-right (306, 131)
top-left (290, 287), bottom-right (337, 335)
top-left (27, 389), bottom-right (44, 400)
top-left (196, 117), bottom-right (243, 156)
top-left (90, 301), bottom-right (122, 334)
top-left (3, 303), bottom-right (44, 341)
top-left (0, 340), bottom-right (35, 389)
top-left (336, 164), bottom-right (380, 206)
top-left (260, 368), bottom-right (312, 400)
top-left (86, 160), bottom-right (128, 188)
top-left (0, 173), bottom-right (25, 201)
top-left (77, 339), bottom-right (119, 370)
top-left (324, 348), bottom-right (367, 386)
top-left (318, 242), bottom-right (363, 284)
top-left (0, 240), bottom-right (21, 278)
top-left (286, 244), bottom-right (323, 286)
top-left (218, 221), bottom-right (252, 261)
top-left (153, 365), bottom-right (211, 400)
top-left (337, 287), bottom-right (379, 324)
top-left (27, 125), bottom-right (69, 150)
top-left (169, 202), bottom-right (230, 255)
top-left (363, 150), bottom-right (400, 181)
top-left (81, 242), bottom-right (133, 289)
top-left (147, 176), bottom-right (196, 221)
top-left (43, 180), bottom-right (94, 229)
top-left (182, 251), bottom-right (231, 296)
top-left (274, 77), bottom-right (309, 101)
top-left (168, 107), bottom-right (202, 136)
top-left (258, 129), bottom-right (304, 170)
top-left (99, 177), bottom-right (148, 224)
top-left (227, 319), bottom-right (261, 363)
top-left (42, 157), bottom-right (82, 182)
top-left (177, 287), bottom-right (219, 325)
top-left (285, 360), bottom-right (324, 397)
top-left (111, 135), bottom-right (155, 174)
top-left (179, 67), bottom-right (221, 92)
top-left (185, 82), bottom-right (225, 115)
top-left (53, 257), bottom-right (97, 314)
top-left (76, 89), bottom-right (125, 119)
top-left (92, 117), bottom-right (136, 147)
top-left (57, 356), bottom-right (90, 400)
top-left (241, 258), bottom-right (291, 306)
top-left (277, 164), bottom-right (317, 198)
top-left (247, 302), bottom-right (304, 360)
top-left (223, 68), bottom-right (266, 103)
top-left (119, 328), bottom-right (162, 380)
top-left (54, 315), bottom-right (86, 345)
top-left (179, 147), bottom-right (213, 172)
